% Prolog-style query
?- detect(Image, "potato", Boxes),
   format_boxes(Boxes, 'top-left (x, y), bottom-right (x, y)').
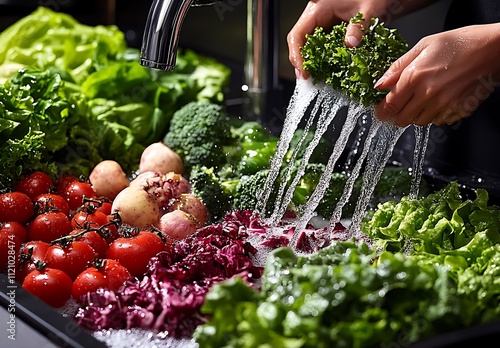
top-left (167, 193), bottom-right (209, 227)
top-left (139, 142), bottom-right (184, 175)
top-left (89, 160), bottom-right (130, 200)
top-left (111, 186), bottom-right (160, 229)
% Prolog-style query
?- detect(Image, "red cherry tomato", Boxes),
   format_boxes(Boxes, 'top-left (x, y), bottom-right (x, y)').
top-left (101, 258), bottom-right (132, 289)
top-left (107, 231), bottom-right (165, 277)
top-left (69, 229), bottom-right (108, 259)
top-left (94, 198), bottom-right (113, 216)
top-left (27, 211), bottom-right (73, 243)
top-left (71, 209), bottom-right (109, 230)
top-left (56, 175), bottom-right (78, 194)
top-left (34, 193), bottom-right (70, 216)
top-left (72, 269), bottom-right (107, 302)
top-left (22, 267), bottom-right (73, 308)
top-left (63, 181), bottom-right (97, 212)
top-left (72, 259), bottom-right (131, 302)
top-left (0, 192), bottom-right (34, 224)
top-left (0, 222), bottom-right (28, 244)
top-left (44, 241), bottom-right (96, 280)
top-left (14, 171), bottom-right (54, 200)
top-left (16, 241), bottom-right (51, 283)
top-left (0, 222), bottom-right (27, 271)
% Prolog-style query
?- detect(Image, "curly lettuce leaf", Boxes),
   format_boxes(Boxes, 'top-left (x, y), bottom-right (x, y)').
top-left (362, 182), bottom-right (500, 254)
top-left (0, 131), bottom-right (57, 189)
top-left (0, 68), bottom-right (73, 187)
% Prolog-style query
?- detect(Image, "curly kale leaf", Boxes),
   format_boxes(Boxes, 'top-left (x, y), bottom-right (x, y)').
top-left (301, 14), bottom-right (408, 106)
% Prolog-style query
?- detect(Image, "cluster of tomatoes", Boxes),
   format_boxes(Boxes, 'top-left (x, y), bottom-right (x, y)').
top-left (0, 171), bottom-right (171, 308)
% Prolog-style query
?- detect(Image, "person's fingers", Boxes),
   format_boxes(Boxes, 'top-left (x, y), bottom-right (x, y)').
top-left (345, 23), bottom-right (363, 47)
top-left (374, 82), bottom-right (415, 126)
top-left (287, 32), bottom-right (308, 79)
top-left (287, 28), bottom-right (309, 79)
top-left (287, 2), bottom-right (323, 79)
top-left (412, 109), bottom-right (437, 126)
top-left (374, 46), bottom-right (421, 90)
top-left (344, 18), bottom-right (369, 47)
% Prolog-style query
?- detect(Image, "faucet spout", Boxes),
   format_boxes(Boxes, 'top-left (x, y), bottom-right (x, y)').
top-left (140, 0), bottom-right (280, 121)
top-left (140, 0), bottom-right (221, 71)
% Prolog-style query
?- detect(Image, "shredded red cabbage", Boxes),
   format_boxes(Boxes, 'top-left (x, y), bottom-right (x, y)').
top-left (75, 210), bottom-right (263, 338)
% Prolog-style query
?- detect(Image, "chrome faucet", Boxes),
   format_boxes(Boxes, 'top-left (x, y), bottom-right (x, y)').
top-left (140, 0), bottom-right (279, 120)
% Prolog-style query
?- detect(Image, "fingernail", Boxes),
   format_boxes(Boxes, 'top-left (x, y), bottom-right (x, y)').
top-left (346, 35), bottom-right (360, 47)
top-left (295, 68), bottom-right (308, 80)
top-left (374, 76), bottom-right (385, 89)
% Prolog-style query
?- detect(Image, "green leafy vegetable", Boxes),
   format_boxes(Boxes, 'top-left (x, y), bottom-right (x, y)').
top-left (194, 242), bottom-right (468, 347)
top-left (301, 13), bottom-right (408, 105)
top-left (0, 68), bottom-right (73, 187)
top-left (362, 181), bottom-right (500, 254)
top-left (0, 6), bottom-right (126, 84)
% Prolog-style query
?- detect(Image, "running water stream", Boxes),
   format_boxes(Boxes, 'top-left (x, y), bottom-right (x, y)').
top-left (256, 78), bottom-right (429, 245)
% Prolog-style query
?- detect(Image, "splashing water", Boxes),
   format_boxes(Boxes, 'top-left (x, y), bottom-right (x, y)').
top-left (409, 125), bottom-right (431, 199)
top-left (292, 99), bottom-right (366, 236)
top-left (347, 120), bottom-right (408, 229)
top-left (255, 78), bottom-right (319, 213)
top-left (257, 78), bottom-right (429, 244)
top-left (267, 84), bottom-right (350, 226)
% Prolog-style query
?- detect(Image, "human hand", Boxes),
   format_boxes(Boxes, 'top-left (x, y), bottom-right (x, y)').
top-left (374, 23), bottom-right (500, 127)
top-left (287, 0), bottom-right (381, 79)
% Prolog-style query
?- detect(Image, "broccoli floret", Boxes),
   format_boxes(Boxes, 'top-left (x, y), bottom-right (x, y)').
top-left (287, 161), bottom-right (350, 218)
top-left (163, 101), bottom-right (232, 172)
top-left (189, 165), bottom-right (232, 222)
top-left (226, 170), bottom-right (277, 215)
